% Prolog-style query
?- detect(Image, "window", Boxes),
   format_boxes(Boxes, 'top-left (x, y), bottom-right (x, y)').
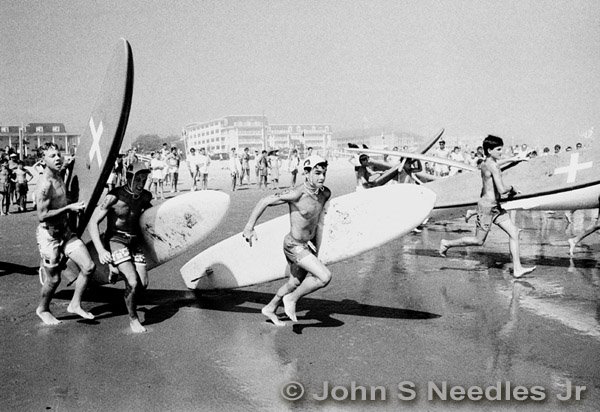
top-left (0, 127), bottom-right (8, 133)
top-left (36, 126), bottom-right (44, 133)
top-left (52, 126), bottom-right (60, 132)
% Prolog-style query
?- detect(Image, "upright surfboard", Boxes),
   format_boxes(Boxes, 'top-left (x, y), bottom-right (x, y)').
top-left (67, 39), bottom-right (134, 236)
top-left (180, 184), bottom-right (436, 290)
top-left (63, 191), bottom-right (230, 285)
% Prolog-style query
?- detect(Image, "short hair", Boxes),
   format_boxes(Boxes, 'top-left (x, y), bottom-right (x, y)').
top-left (554, 144), bottom-right (561, 150)
top-left (262, 150), bottom-right (267, 154)
top-left (307, 146), bottom-right (313, 150)
top-left (39, 142), bottom-right (60, 155)
top-left (482, 135), bottom-right (504, 156)
top-left (359, 154), bottom-right (369, 162)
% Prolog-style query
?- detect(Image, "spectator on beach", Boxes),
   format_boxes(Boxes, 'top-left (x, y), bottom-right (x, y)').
top-left (432, 140), bottom-right (450, 177)
top-left (197, 147), bottom-right (210, 190)
top-left (253, 149), bottom-right (260, 184)
top-left (258, 150), bottom-right (269, 190)
top-left (228, 148), bottom-right (241, 191)
top-left (166, 146), bottom-right (181, 192)
top-left (288, 149), bottom-right (300, 187)
top-left (448, 146), bottom-right (464, 176)
top-left (187, 147), bottom-right (199, 191)
top-left (240, 147), bottom-right (251, 185)
top-left (576, 142), bottom-right (583, 150)
top-left (541, 147), bottom-right (550, 156)
top-left (554, 144), bottom-right (561, 154)
top-left (149, 151), bottom-right (165, 199)
top-left (12, 160), bottom-right (33, 212)
top-left (0, 159), bottom-right (10, 215)
top-left (268, 150), bottom-right (281, 190)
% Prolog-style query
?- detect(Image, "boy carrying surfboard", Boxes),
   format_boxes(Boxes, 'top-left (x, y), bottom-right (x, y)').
top-left (243, 155), bottom-right (332, 325)
top-left (35, 143), bottom-right (96, 325)
top-left (88, 163), bottom-right (153, 333)
top-left (439, 135), bottom-right (536, 278)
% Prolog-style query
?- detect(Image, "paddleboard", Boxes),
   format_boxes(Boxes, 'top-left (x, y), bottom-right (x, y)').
top-left (180, 184), bottom-right (436, 290)
top-left (66, 39), bottom-right (134, 236)
top-left (63, 190), bottom-right (230, 285)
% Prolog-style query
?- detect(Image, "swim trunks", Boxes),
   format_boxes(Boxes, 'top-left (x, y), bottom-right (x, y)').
top-left (107, 231), bottom-right (146, 266)
top-left (36, 224), bottom-right (84, 268)
top-left (283, 233), bottom-right (316, 265)
top-left (476, 198), bottom-right (509, 232)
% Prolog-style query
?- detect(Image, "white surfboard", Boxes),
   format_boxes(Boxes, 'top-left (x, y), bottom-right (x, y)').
top-left (61, 190), bottom-right (230, 285)
top-left (180, 184), bottom-right (436, 290)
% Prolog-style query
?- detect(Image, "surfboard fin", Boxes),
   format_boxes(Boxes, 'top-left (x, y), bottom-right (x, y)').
top-left (190, 267), bottom-right (214, 283)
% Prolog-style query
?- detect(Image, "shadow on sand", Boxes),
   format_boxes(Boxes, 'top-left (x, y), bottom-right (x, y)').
top-left (55, 287), bottom-right (441, 332)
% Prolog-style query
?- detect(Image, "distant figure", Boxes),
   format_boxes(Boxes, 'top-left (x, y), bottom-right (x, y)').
top-left (12, 160), bottom-right (33, 212)
top-left (187, 147), bottom-right (199, 191)
top-left (149, 151), bottom-right (165, 199)
top-left (254, 149), bottom-right (260, 184)
top-left (0, 159), bottom-right (10, 215)
top-left (166, 146), bottom-right (181, 192)
top-left (268, 150), bottom-right (281, 190)
top-left (288, 149), bottom-right (300, 187)
top-left (448, 146), bottom-right (464, 176)
top-left (240, 147), bottom-right (251, 185)
top-left (439, 135), bottom-right (535, 278)
top-left (541, 147), bottom-right (550, 156)
top-left (228, 148), bottom-right (241, 191)
top-left (565, 146), bottom-right (572, 152)
top-left (258, 150), bottom-right (269, 190)
top-left (432, 140), bottom-right (450, 177)
top-left (197, 147), bottom-right (210, 190)
top-left (554, 144), bottom-right (561, 154)
top-left (576, 142), bottom-right (583, 150)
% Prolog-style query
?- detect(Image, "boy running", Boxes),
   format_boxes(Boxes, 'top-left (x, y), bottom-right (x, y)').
top-left (35, 143), bottom-right (95, 325)
top-left (88, 163), bottom-right (153, 333)
top-left (439, 135), bottom-right (536, 278)
top-left (243, 155), bottom-right (332, 325)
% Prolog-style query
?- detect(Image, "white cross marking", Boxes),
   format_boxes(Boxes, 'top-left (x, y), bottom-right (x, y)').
top-left (88, 117), bottom-right (104, 168)
top-left (553, 153), bottom-right (592, 183)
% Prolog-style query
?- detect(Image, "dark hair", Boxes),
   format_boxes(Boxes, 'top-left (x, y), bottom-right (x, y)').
top-left (307, 147), bottom-right (313, 150)
top-left (482, 135), bottom-right (503, 156)
top-left (39, 142), bottom-right (60, 155)
top-left (359, 154), bottom-right (369, 162)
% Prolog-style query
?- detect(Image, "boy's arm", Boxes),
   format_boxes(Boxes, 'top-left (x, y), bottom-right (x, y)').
top-left (36, 181), bottom-right (84, 222)
top-left (242, 188), bottom-right (302, 246)
top-left (88, 194), bottom-right (117, 264)
top-left (489, 163), bottom-right (514, 196)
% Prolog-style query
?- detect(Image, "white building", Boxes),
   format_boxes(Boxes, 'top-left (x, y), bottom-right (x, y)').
top-left (183, 115), bottom-right (332, 155)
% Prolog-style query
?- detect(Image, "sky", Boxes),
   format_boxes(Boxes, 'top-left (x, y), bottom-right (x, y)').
top-left (1, 0), bottom-right (599, 147)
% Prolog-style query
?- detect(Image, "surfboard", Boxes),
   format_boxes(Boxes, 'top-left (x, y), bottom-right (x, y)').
top-left (63, 190), bottom-right (230, 285)
top-left (66, 39), bottom-right (134, 236)
top-left (180, 184), bottom-right (437, 290)
top-left (427, 147), bottom-right (600, 220)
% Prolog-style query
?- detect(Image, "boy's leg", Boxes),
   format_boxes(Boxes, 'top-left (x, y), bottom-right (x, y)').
top-left (569, 217), bottom-right (600, 256)
top-left (439, 227), bottom-right (489, 257)
top-left (64, 240), bottom-right (95, 319)
top-left (116, 260), bottom-right (146, 333)
top-left (282, 254), bottom-right (332, 322)
top-left (496, 218), bottom-right (536, 278)
top-left (262, 265), bottom-right (306, 326)
top-left (37, 262), bottom-right (62, 325)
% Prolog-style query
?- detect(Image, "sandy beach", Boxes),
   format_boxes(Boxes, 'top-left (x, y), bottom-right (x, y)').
top-left (1, 160), bottom-right (599, 411)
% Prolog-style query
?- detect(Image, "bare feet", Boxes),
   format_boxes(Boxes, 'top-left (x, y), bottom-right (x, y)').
top-left (261, 306), bottom-right (286, 327)
top-left (439, 240), bottom-right (449, 257)
top-left (513, 266), bottom-right (536, 279)
top-left (36, 307), bottom-right (61, 325)
top-left (282, 295), bottom-right (298, 322)
top-left (130, 318), bottom-right (147, 333)
top-left (67, 304), bottom-right (95, 320)
top-left (568, 238), bottom-right (577, 256)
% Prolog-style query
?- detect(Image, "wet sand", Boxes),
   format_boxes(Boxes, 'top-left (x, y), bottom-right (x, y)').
top-left (1, 162), bottom-right (599, 411)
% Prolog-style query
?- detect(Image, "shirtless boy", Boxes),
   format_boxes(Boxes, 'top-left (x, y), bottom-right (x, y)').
top-left (439, 135), bottom-right (536, 278)
top-left (12, 161), bottom-right (33, 212)
top-left (35, 143), bottom-right (96, 325)
top-left (568, 196), bottom-right (600, 256)
top-left (243, 155), bottom-right (332, 325)
top-left (88, 163), bottom-right (153, 333)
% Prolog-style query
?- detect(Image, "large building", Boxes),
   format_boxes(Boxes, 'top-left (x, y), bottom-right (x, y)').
top-left (0, 122), bottom-right (79, 156)
top-left (182, 115), bottom-right (332, 155)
